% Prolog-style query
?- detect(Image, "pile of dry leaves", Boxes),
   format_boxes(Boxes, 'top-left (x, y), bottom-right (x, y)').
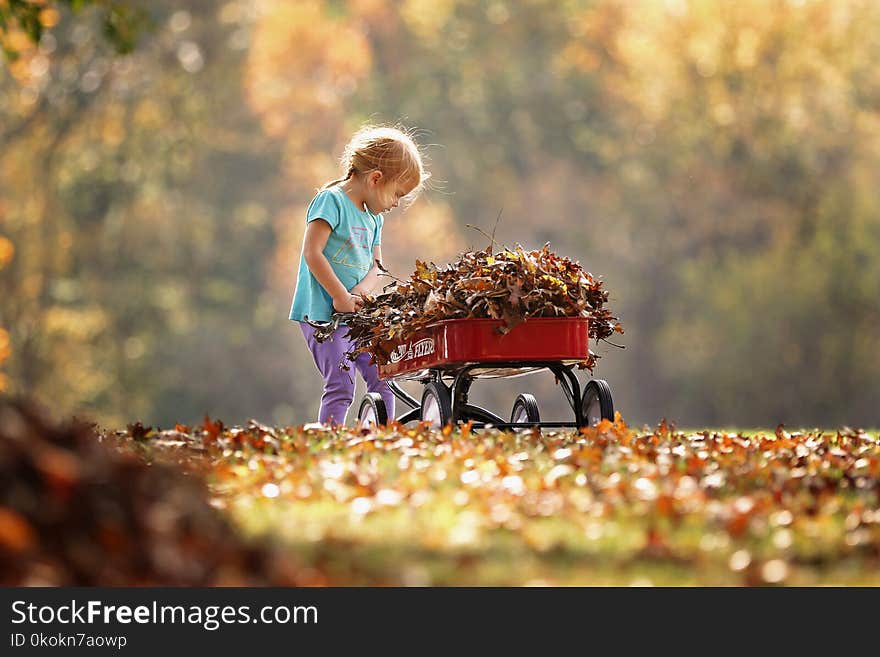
top-left (311, 244), bottom-right (623, 369)
top-left (0, 398), bottom-right (308, 585)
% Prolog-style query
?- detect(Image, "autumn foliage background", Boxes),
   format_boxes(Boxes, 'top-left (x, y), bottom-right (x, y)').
top-left (2, 0), bottom-right (880, 430)
top-left (2, 0), bottom-right (880, 590)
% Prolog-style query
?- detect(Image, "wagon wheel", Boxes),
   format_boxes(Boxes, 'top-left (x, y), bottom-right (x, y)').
top-left (421, 381), bottom-right (453, 429)
top-left (581, 379), bottom-right (614, 427)
top-left (510, 393), bottom-right (541, 426)
top-left (358, 392), bottom-right (388, 428)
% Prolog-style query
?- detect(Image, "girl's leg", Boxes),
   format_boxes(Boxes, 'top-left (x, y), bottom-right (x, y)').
top-left (353, 351), bottom-right (396, 422)
top-left (300, 323), bottom-right (356, 425)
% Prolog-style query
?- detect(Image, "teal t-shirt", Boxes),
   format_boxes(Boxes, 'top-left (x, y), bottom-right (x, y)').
top-left (289, 185), bottom-right (384, 322)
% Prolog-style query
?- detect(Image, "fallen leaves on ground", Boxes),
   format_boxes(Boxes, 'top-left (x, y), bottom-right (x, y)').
top-left (108, 414), bottom-right (880, 586)
top-left (0, 398), bottom-right (320, 585)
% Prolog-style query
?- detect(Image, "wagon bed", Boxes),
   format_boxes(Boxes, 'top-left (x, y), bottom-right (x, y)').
top-left (357, 317), bottom-right (615, 431)
top-left (378, 317), bottom-right (591, 379)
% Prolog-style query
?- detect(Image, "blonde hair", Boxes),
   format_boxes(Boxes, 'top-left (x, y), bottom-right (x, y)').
top-left (323, 125), bottom-right (429, 202)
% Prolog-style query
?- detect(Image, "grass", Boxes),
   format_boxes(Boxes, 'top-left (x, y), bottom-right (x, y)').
top-left (119, 419), bottom-right (880, 586)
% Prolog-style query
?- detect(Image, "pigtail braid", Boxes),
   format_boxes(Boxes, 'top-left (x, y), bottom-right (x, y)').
top-left (321, 165), bottom-right (356, 190)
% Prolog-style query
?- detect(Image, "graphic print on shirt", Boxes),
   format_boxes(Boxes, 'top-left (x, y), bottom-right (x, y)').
top-left (330, 226), bottom-right (371, 272)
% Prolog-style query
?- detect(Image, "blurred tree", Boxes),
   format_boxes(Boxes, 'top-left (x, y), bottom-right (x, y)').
top-left (0, 0), bottom-right (148, 61)
top-left (0, 231), bottom-right (10, 392)
top-left (572, 0), bottom-right (880, 425)
top-left (0, 1), bottom-right (304, 427)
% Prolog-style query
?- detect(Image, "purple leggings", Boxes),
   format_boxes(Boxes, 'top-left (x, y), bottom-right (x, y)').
top-left (300, 322), bottom-right (396, 426)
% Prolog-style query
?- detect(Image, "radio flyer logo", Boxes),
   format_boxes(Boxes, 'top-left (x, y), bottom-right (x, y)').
top-left (389, 338), bottom-right (435, 363)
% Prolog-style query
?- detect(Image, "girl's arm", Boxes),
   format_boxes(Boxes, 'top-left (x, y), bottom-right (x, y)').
top-left (303, 219), bottom-right (362, 313)
top-left (351, 245), bottom-right (383, 296)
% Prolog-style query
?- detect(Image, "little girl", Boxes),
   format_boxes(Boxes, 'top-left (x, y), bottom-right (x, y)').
top-left (290, 125), bottom-right (428, 425)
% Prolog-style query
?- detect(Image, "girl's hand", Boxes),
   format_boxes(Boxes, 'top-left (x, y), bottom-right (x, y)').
top-left (333, 293), bottom-right (363, 313)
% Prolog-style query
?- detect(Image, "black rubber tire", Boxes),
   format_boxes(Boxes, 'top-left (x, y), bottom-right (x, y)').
top-left (510, 393), bottom-right (541, 425)
top-left (421, 381), bottom-right (453, 428)
top-left (581, 379), bottom-right (614, 427)
top-left (358, 392), bottom-right (388, 428)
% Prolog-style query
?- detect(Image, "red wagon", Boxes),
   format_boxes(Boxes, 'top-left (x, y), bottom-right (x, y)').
top-left (356, 317), bottom-right (614, 430)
